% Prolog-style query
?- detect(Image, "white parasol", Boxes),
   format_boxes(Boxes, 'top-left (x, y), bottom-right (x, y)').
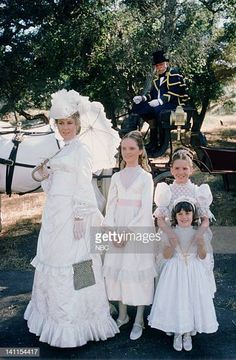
top-left (79, 101), bottom-right (120, 172)
top-left (49, 89), bottom-right (120, 172)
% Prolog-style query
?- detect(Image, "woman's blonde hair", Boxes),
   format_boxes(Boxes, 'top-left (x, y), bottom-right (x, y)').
top-left (171, 147), bottom-right (193, 168)
top-left (55, 111), bottom-right (81, 134)
top-left (119, 130), bottom-right (151, 172)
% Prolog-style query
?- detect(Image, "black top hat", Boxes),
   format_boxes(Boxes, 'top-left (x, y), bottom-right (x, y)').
top-left (152, 50), bottom-right (169, 65)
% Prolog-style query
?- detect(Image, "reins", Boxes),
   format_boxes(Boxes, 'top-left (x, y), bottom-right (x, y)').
top-left (0, 128), bottom-right (60, 196)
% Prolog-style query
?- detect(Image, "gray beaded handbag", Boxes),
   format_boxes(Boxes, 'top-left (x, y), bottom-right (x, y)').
top-left (72, 259), bottom-right (96, 290)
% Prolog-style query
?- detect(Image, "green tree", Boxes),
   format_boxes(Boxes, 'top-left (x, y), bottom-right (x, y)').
top-left (170, 0), bottom-right (236, 130)
top-left (0, 0), bottom-right (235, 132)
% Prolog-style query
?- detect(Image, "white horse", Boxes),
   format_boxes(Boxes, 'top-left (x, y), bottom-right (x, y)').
top-left (0, 121), bottom-right (61, 194)
top-left (0, 121), bottom-right (113, 229)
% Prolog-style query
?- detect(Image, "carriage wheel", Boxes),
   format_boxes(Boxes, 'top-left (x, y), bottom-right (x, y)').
top-left (153, 170), bottom-right (174, 186)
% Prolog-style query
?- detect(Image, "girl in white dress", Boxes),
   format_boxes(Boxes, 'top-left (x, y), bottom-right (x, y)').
top-left (24, 90), bottom-right (119, 348)
top-left (148, 198), bottom-right (218, 351)
top-left (103, 131), bottom-right (157, 340)
top-left (154, 148), bottom-right (216, 296)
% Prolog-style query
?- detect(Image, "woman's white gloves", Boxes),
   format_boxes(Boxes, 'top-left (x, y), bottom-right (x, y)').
top-left (73, 218), bottom-right (85, 240)
top-left (36, 163), bottom-right (50, 180)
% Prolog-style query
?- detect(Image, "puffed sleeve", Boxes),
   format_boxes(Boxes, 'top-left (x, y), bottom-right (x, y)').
top-left (127, 172), bottom-right (154, 228)
top-left (73, 144), bottom-right (99, 218)
top-left (102, 173), bottom-right (118, 227)
top-left (153, 182), bottom-right (172, 218)
top-left (196, 184), bottom-right (215, 220)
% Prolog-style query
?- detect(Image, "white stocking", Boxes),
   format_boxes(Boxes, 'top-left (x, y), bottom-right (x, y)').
top-left (118, 301), bottom-right (128, 321)
top-left (134, 305), bottom-right (145, 325)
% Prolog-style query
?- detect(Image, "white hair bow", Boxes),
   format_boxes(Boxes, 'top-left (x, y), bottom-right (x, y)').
top-left (173, 196), bottom-right (196, 210)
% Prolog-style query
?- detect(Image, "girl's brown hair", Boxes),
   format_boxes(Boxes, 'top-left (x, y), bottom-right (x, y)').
top-left (171, 201), bottom-right (199, 227)
top-left (119, 130), bottom-right (151, 172)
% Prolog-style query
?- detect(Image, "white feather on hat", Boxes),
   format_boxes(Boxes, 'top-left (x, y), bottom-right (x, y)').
top-left (49, 89), bottom-right (90, 119)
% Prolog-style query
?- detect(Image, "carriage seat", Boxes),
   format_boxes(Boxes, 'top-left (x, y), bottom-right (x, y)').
top-left (194, 146), bottom-right (236, 191)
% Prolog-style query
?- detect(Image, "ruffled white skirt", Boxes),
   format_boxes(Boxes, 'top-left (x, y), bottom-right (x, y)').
top-left (24, 264), bottom-right (118, 347)
top-left (148, 254), bottom-right (218, 334)
top-left (24, 195), bottom-right (119, 347)
top-left (103, 207), bottom-right (157, 306)
top-left (103, 251), bottom-right (156, 306)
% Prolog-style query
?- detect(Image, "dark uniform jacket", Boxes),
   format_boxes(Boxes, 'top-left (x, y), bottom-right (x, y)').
top-left (145, 68), bottom-right (189, 106)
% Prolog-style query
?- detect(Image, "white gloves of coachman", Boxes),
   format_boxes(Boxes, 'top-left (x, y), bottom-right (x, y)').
top-left (148, 99), bottom-right (161, 107)
top-left (133, 95), bottom-right (143, 104)
top-left (133, 95), bottom-right (161, 107)
top-left (74, 218), bottom-right (85, 240)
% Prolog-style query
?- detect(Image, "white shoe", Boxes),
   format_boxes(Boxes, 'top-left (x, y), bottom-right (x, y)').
top-left (166, 332), bottom-right (173, 336)
top-left (173, 334), bottom-right (182, 351)
top-left (116, 315), bottom-right (129, 328)
top-left (130, 323), bottom-right (144, 340)
top-left (183, 333), bottom-right (192, 351)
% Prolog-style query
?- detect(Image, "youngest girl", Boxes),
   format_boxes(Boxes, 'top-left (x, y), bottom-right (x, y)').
top-left (148, 198), bottom-right (218, 352)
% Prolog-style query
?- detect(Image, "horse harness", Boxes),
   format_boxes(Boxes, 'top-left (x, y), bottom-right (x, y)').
top-left (0, 129), bottom-right (58, 196)
top-left (0, 127), bottom-right (114, 196)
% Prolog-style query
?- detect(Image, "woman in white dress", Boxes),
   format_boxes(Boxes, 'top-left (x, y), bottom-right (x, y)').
top-left (148, 198), bottom-right (218, 352)
top-left (24, 90), bottom-right (119, 348)
top-left (103, 131), bottom-right (157, 341)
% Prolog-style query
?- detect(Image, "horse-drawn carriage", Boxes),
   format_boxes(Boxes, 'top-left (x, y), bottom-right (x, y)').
top-left (119, 105), bottom-right (236, 191)
top-left (0, 103), bottom-right (235, 204)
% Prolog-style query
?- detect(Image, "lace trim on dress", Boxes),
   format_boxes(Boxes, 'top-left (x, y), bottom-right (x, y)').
top-left (153, 206), bottom-right (169, 218)
top-left (170, 181), bottom-right (196, 205)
